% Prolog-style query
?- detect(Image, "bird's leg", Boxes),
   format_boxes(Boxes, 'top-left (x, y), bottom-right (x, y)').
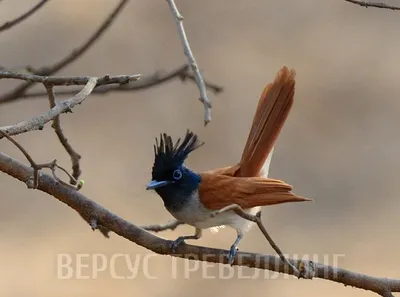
top-left (210, 204), bottom-right (300, 276)
top-left (228, 229), bottom-right (243, 265)
top-left (170, 227), bottom-right (202, 252)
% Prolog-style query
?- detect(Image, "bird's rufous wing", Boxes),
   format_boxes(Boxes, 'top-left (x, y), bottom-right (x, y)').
top-left (198, 172), bottom-right (310, 210)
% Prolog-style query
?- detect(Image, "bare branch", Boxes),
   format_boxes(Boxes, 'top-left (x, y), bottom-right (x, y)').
top-left (141, 220), bottom-right (185, 232)
top-left (0, 78), bottom-right (97, 137)
top-left (0, 151), bottom-right (399, 296)
top-left (0, 131), bottom-right (80, 190)
top-left (0, 0), bottom-right (129, 103)
top-left (46, 85), bottom-right (81, 184)
top-left (345, 0), bottom-right (400, 10)
top-left (0, 71), bottom-right (140, 86)
top-left (36, 0), bottom-right (129, 74)
top-left (166, 0), bottom-right (212, 125)
top-left (180, 71), bottom-right (223, 94)
top-left (0, 130), bottom-right (37, 168)
top-left (0, 0), bottom-right (50, 33)
top-left (51, 162), bottom-right (82, 190)
top-left (8, 65), bottom-right (223, 102)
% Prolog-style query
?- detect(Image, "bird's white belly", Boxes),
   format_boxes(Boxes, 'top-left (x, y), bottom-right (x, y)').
top-left (169, 191), bottom-right (260, 232)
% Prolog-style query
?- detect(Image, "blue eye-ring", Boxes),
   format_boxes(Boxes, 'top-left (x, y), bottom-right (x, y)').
top-left (172, 169), bottom-right (182, 180)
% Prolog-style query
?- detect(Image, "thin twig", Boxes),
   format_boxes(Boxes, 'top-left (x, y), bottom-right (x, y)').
top-left (10, 65), bottom-right (223, 102)
top-left (35, 0), bottom-right (129, 74)
top-left (45, 85), bottom-right (81, 184)
top-left (0, 151), bottom-right (399, 296)
top-left (166, 0), bottom-right (212, 125)
top-left (0, 78), bottom-right (98, 137)
top-left (211, 204), bottom-right (300, 277)
top-left (141, 220), bottom-right (185, 232)
top-left (0, 130), bottom-right (37, 168)
top-left (0, 0), bottom-right (50, 33)
top-left (0, 0), bottom-right (129, 103)
top-left (0, 130), bottom-right (80, 190)
top-left (0, 71), bottom-right (140, 86)
top-left (51, 163), bottom-right (82, 190)
top-left (344, 0), bottom-right (400, 10)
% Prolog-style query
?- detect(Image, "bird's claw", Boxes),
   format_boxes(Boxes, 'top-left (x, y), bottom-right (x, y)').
top-left (228, 245), bottom-right (238, 265)
top-left (170, 236), bottom-right (186, 252)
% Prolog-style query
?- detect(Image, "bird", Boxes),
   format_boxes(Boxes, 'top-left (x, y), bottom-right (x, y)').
top-left (146, 66), bottom-right (311, 265)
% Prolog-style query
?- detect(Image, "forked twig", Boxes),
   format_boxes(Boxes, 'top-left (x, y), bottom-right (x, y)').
top-left (0, 71), bottom-right (140, 86)
top-left (0, 130), bottom-right (82, 190)
top-left (45, 85), bottom-right (82, 184)
top-left (0, 77), bottom-right (98, 137)
top-left (0, 0), bottom-right (129, 103)
top-left (12, 64), bottom-right (223, 101)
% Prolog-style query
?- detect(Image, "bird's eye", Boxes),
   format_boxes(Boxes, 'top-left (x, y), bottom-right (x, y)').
top-left (172, 169), bottom-right (182, 180)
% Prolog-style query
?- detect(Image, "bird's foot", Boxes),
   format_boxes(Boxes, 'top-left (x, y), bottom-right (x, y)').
top-left (227, 245), bottom-right (238, 265)
top-left (170, 236), bottom-right (186, 252)
top-left (210, 210), bottom-right (219, 218)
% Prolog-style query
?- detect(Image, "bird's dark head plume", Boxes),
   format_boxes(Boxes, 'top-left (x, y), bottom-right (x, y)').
top-left (151, 130), bottom-right (204, 181)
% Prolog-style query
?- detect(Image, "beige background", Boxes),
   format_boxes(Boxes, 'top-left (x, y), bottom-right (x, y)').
top-left (1, 0), bottom-right (400, 296)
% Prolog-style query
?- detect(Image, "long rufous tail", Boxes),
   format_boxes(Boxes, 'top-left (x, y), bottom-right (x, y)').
top-left (236, 66), bottom-right (295, 177)
top-left (199, 67), bottom-right (311, 210)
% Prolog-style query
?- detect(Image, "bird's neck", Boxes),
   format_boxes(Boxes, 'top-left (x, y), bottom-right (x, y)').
top-left (155, 168), bottom-right (201, 212)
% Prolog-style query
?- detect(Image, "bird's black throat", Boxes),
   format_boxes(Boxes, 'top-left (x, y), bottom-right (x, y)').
top-left (155, 168), bottom-right (201, 213)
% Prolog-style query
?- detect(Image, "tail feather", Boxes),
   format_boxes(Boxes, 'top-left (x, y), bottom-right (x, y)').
top-left (236, 67), bottom-right (295, 177)
top-left (199, 67), bottom-right (312, 209)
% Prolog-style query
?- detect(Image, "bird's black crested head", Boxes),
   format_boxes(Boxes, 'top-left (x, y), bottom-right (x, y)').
top-left (147, 130), bottom-right (204, 211)
top-left (151, 130), bottom-right (204, 181)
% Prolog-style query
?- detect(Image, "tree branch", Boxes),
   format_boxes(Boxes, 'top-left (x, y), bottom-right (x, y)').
top-left (0, 0), bottom-right (50, 33)
top-left (0, 72), bottom-right (139, 183)
top-left (46, 85), bottom-right (82, 184)
top-left (0, 151), bottom-right (399, 296)
top-left (0, 72), bottom-right (140, 137)
top-left (0, 65), bottom-right (222, 104)
top-left (166, 0), bottom-right (212, 125)
top-left (0, 71), bottom-right (140, 86)
top-left (0, 131), bottom-right (81, 190)
top-left (0, 0), bottom-right (129, 103)
top-left (345, 0), bottom-right (400, 10)
top-left (0, 78), bottom-right (98, 137)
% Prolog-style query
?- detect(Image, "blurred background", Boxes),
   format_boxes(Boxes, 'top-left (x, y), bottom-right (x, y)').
top-left (1, 0), bottom-right (400, 296)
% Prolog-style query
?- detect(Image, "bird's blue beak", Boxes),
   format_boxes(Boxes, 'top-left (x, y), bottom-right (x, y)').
top-left (146, 180), bottom-right (170, 190)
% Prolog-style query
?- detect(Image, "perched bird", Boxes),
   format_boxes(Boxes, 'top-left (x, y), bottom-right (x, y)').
top-left (146, 66), bottom-right (310, 264)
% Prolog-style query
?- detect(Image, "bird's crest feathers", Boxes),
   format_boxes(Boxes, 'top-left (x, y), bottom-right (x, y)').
top-left (152, 130), bottom-right (204, 178)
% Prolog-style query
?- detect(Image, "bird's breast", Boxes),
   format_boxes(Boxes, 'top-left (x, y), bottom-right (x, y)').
top-left (167, 190), bottom-right (259, 231)
top-left (166, 190), bottom-right (214, 227)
